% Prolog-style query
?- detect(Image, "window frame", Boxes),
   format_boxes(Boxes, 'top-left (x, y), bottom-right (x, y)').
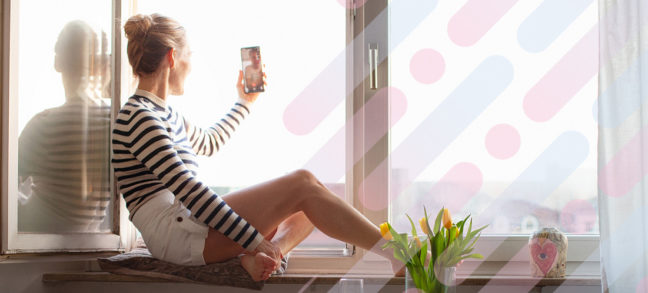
top-left (0, 0), bottom-right (601, 277)
top-left (1, 0), bottom-right (136, 254)
top-left (284, 0), bottom-right (393, 272)
top-left (287, 0), bottom-right (602, 275)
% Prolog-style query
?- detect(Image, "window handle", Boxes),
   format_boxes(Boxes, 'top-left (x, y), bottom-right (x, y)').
top-left (369, 43), bottom-right (379, 90)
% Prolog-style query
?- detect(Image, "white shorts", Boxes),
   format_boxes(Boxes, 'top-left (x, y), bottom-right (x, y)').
top-left (132, 190), bottom-right (209, 266)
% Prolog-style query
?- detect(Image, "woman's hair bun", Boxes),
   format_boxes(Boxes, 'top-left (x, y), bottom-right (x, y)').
top-left (124, 14), bottom-right (153, 42)
top-left (124, 13), bottom-right (185, 76)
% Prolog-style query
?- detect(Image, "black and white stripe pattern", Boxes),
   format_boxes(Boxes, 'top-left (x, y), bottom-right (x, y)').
top-left (19, 99), bottom-right (112, 229)
top-left (112, 89), bottom-right (263, 250)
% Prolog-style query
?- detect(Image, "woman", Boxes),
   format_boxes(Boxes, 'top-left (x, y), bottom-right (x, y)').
top-left (113, 13), bottom-right (401, 281)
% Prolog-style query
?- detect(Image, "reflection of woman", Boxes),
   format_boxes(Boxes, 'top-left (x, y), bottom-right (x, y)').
top-left (114, 13), bottom-right (402, 281)
top-left (18, 21), bottom-right (112, 232)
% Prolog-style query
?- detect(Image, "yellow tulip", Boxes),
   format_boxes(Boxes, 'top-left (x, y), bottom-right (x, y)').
top-left (379, 222), bottom-right (393, 240)
top-left (442, 208), bottom-right (452, 230)
top-left (420, 217), bottom-right (430, 235)
top-left (414, 236), bottom-right (423, 248)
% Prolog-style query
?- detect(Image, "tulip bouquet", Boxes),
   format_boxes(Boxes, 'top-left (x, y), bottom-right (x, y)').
top-left (380, 207), bottom-right (487, 293)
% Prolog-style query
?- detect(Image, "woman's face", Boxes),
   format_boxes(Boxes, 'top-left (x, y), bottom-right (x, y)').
top-left (169, 45), bottom-right (192, 96)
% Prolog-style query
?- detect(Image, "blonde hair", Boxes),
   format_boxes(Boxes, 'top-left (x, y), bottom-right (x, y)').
top-left (124, 13), bottom-right (186, 76)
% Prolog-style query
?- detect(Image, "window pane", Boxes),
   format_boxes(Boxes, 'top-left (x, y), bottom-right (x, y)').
top-left (136, 1), bottom-right (346, 248)
top-left (389, 1), bottom-right (598, 234)
top-left (17, 0), bottom-right (113, 233)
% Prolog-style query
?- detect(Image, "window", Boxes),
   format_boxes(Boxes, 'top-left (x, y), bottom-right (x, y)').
top-left (2, 0), bottom-right (133, 253)
top-left (384, 0), bottom-right (600, 267)
top-left (388, 0), bottom-right (599, 237)
top-left (1, 0), bottom-right (600, 276)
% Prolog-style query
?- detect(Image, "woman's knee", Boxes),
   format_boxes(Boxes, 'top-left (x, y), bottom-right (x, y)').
top-left (285, 169), bottom-right (328, 205)
top-left (289, 169), bottom-right (319, 188)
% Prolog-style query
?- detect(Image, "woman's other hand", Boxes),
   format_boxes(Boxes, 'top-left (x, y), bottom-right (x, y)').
top-left (252, 239), bottom-right (281, 270)
top-left (237, 67), bottom-right (267, 104)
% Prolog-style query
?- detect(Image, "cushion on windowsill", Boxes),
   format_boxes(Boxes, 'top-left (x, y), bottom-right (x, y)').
top-left (97, 247), bottom-right (263, 290)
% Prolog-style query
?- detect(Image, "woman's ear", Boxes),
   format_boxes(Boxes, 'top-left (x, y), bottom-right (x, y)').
top-left (166, 48), bottom-right (175, 69)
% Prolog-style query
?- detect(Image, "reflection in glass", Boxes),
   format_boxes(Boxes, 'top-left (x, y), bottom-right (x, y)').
top-left (18, 20), bottom-right (112, 233)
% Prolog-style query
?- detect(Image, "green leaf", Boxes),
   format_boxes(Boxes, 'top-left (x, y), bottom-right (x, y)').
top-left (433, 207), bottom-right (444, 234)
top-left (461, 253), bottom-right (483, 260)
top-left (458, 214), bottom-right (470, 237)
top-left (407, 239), bottom-right (417, 261)
top-left (466, 225), bottom-right (488, 241)
top-left (388, 223), bottom-right (408, 247)
top-left (428, 260), bottom-right (434, 283)
top-left (393, 251), bottom-right (407, 263)
top-left (406, 214), bottom-right (418, 237)
top-left (429, 235), bottom-right (436, 262)
top-left (448, 226), bottom-right (457, 246)
top-left (433, 233), bottom-right (445, 260)
top-left (424, 206), bottom-right (434, 238)
top-left (419, 240), bottom-right (428, 265)
top-left (468, 218), bottom-right (473, 235)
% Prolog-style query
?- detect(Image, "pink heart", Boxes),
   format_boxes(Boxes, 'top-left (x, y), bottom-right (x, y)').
top-left (530, 240), bottom-right (557, 275)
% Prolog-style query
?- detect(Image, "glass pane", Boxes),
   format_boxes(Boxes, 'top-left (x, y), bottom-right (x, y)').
top-left (136, 1), bottom-right (346, 248)
top-left (17, 0), bottom-right (113, 233)
top-left (389, 1), bottom-right (598, 235)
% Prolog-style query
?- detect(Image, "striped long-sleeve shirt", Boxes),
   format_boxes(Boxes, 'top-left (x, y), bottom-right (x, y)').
top-left (112, 89), bottom-right (263, 250)
top-left (19, 97), bottom-right (112, 232)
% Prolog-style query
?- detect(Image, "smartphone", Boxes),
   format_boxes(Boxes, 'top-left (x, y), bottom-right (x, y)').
top-left (240, 46), bottom-right (264, 93)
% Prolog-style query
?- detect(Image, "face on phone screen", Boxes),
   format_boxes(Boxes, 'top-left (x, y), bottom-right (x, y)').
top-left (241, 46), bottom-right (264, 93)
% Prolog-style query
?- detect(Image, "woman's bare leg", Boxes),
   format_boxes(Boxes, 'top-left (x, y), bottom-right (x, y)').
top-left (270, 212), bottom-right (314, 255)
top-left (238, 213), bottom-right (312, 280)
top-left (202, 170), bottom-right (402, 274)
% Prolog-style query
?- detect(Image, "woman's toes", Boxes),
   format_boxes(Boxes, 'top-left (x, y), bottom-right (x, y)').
top-left (240, 253), bottom-right (275, 281)
top-left (256, 253), bottom-right (277, 280)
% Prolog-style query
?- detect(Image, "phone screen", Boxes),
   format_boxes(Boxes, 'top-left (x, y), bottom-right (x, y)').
top-left (241, 46), bottom-right (264, 93)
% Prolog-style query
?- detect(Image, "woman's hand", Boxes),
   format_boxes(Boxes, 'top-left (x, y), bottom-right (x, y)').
top-left (236, 67), bottom-right (267, 104)
top-left (252, 239), bottom-right (282, 270)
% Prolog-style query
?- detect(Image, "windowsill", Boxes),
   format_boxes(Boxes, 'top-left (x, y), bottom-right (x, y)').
top-left (42, 272), bottom-right (601, 287)
top-left (0, 252), bottom-right (119, 264)
top-left (5, 252), bottom-right (599, 287)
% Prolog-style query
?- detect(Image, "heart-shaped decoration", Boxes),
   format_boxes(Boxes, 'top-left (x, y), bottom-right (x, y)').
top-left (530, 239), bottom-right (557, 275)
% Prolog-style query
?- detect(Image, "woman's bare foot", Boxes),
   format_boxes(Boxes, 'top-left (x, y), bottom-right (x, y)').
top-left (240, 252), bottom-right (276, 281)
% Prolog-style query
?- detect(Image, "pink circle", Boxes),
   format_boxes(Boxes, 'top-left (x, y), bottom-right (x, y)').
top-left (560, 199), bottom-right (597, 233)
top-left (337, 0), bottom-right (367, 9)
top-left (637, 275), bottom-right (648, 293)
top-left (409, 49), bottom-right (445, 84)
top-left (484, 124), bottom-right (520, 159)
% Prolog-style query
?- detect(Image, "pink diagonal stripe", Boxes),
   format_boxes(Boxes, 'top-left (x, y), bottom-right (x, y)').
top-left (599, 126), bottom-right (648, 198)
top-left (303, 87), bottom-right (408, 183)
top-left (448, 0), bottom-right (519, 47)
top-left (523, 25), bottom-right (598, 122)
top-left (283, 54), bottom-right (345, 135)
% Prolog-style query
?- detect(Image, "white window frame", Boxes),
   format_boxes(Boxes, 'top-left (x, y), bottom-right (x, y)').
top-left (286, 0), bottom-right (395, 273)
top-left (0, 0), bottom-right (601, 278)
top-left (287, 0), bottom-right (602, 275)
top-left (1, 0), bottom-right (136, 254)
